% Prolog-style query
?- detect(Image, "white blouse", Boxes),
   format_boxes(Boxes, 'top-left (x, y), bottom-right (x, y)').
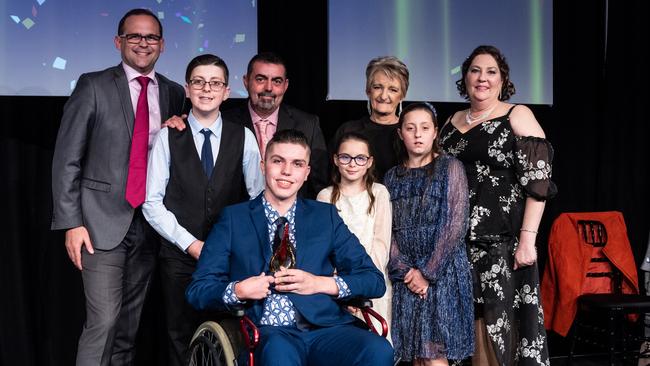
top-left (317, 183), bottom-right (392, 343)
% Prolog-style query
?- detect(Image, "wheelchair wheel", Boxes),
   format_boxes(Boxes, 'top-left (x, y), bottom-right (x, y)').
top-left (188, 321), bottom-right (237, 366)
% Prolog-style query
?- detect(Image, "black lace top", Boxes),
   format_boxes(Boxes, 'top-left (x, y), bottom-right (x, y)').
top-left (439, 107), bottom-right (557, 243)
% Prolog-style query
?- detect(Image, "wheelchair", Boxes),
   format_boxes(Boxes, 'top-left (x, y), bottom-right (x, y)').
top-left (187, 299), bottom-right (388, 366)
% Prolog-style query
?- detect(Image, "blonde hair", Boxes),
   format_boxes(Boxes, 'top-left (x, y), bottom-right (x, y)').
top-left (365, 56), bottom-right (410, 99)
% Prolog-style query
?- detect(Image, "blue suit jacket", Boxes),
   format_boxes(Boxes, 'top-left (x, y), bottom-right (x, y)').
top-left (186, 195), bottom-right (386, 327)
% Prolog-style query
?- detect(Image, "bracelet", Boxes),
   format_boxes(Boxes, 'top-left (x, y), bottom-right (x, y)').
top-left (520, 228), bottom-right (538, 234)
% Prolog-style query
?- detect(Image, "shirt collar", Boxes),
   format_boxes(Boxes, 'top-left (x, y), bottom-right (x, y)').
top-left (248, 101), bottom-right (280, 126)
top-left (188, 110), bottom-right (222, 138)
top-left (262, 194), bottom-right (296, 225)
top-left (121, 62), bottom-right (157, 85)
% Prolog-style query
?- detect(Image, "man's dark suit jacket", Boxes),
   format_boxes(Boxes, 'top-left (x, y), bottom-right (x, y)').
top-left (186, 195), bottom-right (386, 327)
top-left (222, 104), bottom-right (328, 199)
top-left (51, 64), bottom-right (186, 250)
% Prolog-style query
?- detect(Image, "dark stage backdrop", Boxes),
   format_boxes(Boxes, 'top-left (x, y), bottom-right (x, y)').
top-left (1, 1), bottom-right (648, 365)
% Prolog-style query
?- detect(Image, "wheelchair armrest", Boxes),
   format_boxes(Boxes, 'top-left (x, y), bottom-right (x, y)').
top-left (337, 297), bottom-right (388, 338)
top-left (337, 297), bottom-right (373, 309)
top-left (225, 304), bottom-right (246, 318)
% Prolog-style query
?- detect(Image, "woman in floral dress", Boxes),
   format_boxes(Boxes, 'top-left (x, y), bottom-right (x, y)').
top-left (439, 45), bottom-right (557, 366)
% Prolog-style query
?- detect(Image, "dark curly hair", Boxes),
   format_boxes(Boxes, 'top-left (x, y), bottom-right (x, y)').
top-left (456, 45), bottom-right (516, 101)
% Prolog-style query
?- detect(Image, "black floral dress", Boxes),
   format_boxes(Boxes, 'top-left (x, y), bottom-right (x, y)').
top-left (439, 105), bottom-right (556, 366)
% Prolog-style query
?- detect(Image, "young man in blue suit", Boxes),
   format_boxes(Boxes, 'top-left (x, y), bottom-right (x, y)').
top-left (186, 129), bottom-right (394, 366)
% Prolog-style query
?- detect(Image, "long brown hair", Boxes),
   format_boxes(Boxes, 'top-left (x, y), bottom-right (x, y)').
top-left (330, 132), bottom-right (377, 215)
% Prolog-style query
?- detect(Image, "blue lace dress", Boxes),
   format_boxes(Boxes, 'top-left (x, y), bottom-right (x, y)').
top-left (439, 105), bottom-right (556, 366)
top-left (385, 154), bottom-right (474, 362)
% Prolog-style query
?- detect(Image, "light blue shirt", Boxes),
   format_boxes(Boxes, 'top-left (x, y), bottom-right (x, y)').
top-left (143, 110), bottom-right (264, 252)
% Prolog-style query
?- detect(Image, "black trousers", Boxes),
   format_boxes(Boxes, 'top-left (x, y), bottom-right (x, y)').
top-left (159, 241), bottom-right (211, 366)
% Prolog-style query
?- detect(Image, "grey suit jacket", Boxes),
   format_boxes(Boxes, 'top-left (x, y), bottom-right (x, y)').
top-left (51, 64), bottom-right (185, 250)
top-left (222, 103), bottom-right (328, 199)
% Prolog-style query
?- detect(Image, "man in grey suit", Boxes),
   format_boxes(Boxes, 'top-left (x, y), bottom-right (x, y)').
top-left (51, 9), bottom-right (185, 365)
top-left (222, 52), bottom-right (328, 199)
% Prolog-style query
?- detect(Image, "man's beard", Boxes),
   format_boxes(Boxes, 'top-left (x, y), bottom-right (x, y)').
top-left (254, 91), bottom-right (277, 111)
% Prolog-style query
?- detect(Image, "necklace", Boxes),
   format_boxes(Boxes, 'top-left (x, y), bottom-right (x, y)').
top-left (465, 103), bottom-right (498, 125)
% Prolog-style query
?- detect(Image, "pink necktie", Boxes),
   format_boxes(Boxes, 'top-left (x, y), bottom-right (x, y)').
top-left (125, 76), bottom-right (150, 208)
top-left (256, 119), bottom-right (269, 160)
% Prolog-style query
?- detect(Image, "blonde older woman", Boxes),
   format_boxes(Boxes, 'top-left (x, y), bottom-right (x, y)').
top-left (331, 56), bottom-right (409, 182)
top-left (440, 45), bottom-right (557, 366)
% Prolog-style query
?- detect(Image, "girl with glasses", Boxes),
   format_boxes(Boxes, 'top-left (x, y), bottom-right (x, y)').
top-left (317, 132), bottom-right (393, 344)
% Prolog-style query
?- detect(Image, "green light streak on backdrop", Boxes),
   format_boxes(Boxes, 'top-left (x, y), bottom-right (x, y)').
top-left (395, 0), bottom-right (408, 61)
top-left (530, 0), bottom-right (543, 103)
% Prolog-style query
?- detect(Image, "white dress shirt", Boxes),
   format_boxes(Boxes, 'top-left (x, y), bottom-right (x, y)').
top-left (143, 110), bottom-right (264, 252)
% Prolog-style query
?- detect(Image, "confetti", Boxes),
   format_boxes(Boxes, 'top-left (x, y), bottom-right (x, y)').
top-left (156, 0), bottom-right (162, 3)
top-left (32, 5), bottom-right (37, 17)
top-left (451, 66), bottom-right (461, 75)
top-left (157, 11), bottom-right (164, 20)
top-left (22, 18), bottom-right (35, 29)
top-left (198, 47), bottom-right (204, 52)
top-left (70, 80), bottom-right (77, 90)
top-left (203, 40), bottom-right (209, 48)
top-left (37, 0), bottom-right (45, 5)
top-left (99, 12), bottom-right (109, 17)
top-left (10, 15), bottom-right (20, 23)
top-left (52, 57), bottom-right (67, 70)
top-left (234, 33), bottom-right (245, 43)
top-left (180, 15), bottom-right (191, 24)
top-left (197, 23), bottom-right (204, 29)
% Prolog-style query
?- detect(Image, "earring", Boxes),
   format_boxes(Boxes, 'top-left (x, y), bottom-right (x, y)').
top-left (397, 101), bottom-right (403, 116)
top-left (366, 100), bottom-right (372, 115)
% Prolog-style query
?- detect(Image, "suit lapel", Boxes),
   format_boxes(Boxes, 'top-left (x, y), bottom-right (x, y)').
top-left (294, 198), bottom-right (308, 268)
top-left (250, 196), bottom-right (271, 269)
top-left (157, 74), bottom-right (170, 121)
top-left (242, 106), bottom-right (255, 131)
top-left (113, 66), bottom-right (135, 139)
top-left (277, 105), bottom-right (296, 131)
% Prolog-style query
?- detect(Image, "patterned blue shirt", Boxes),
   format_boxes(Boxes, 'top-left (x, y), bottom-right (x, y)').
top-left (222, 195), bottom-right (351, 326)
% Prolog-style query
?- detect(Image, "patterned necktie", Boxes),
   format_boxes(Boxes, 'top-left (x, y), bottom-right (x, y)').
top-left (200, 129), bottom-right (214, 178)
top-left (255, 119), bottom-right (269, 160)
top-left (125, 76), bottom-right (150, 208)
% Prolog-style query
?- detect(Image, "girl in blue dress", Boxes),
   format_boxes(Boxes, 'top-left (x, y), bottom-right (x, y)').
top-left (385, 102), bottom-right (474, 365)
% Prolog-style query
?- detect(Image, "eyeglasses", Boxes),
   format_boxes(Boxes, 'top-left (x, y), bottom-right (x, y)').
top-left (119, 33), bottom-right (162, 45)
top-left (189, 79), bottom-right (227, 91)
top-left (336, 154), bottom-right (370, 166)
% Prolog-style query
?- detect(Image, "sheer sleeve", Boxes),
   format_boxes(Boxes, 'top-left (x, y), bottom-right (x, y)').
top-left (388, 236), bottom-right (412, 282)
top-left (514, 136), bottom-right (558, 201)
top-left (418, 157), bottom-right (469, 283)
